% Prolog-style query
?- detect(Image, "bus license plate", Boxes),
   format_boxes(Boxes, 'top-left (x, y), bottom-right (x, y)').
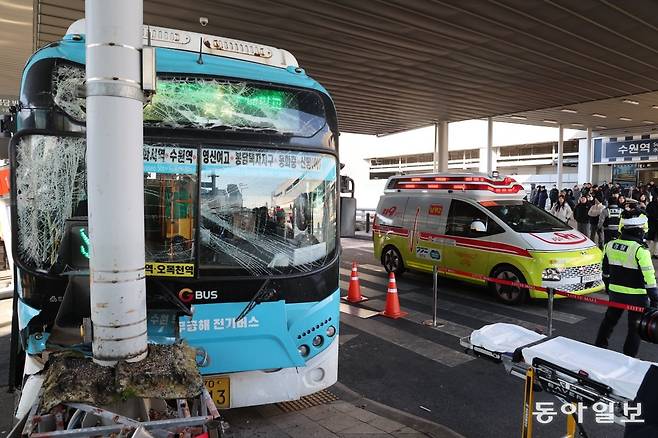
top-left (581, 274), bottom-right (598, 283)
top-left (204, 376), bottom-right (230, 409)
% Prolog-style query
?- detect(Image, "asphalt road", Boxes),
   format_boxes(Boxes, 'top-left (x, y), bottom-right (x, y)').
top-left (338, 237), bottom-right (658, 438)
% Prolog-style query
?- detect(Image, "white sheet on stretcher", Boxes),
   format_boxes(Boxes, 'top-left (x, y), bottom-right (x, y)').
top-left (470, 323), bottom-right (545, 353)
top-left (470, 323), bottom-right (655, 400)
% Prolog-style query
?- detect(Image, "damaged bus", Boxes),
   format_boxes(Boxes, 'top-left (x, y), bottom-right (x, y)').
top-left (7, 19), bottom-right (340, 416)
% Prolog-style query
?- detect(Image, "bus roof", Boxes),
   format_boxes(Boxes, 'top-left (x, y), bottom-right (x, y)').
top-left (66, 19), bottom-right (299, 69)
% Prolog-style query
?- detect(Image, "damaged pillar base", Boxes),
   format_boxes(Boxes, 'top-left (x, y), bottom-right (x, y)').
top-left (23, 343), bottom-right (219, 436)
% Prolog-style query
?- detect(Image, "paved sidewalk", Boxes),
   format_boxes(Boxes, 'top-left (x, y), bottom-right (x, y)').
top-left (222, 383), bottom-right (464, 438)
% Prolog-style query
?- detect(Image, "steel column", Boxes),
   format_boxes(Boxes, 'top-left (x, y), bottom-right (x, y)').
top-left (86, 0), bottom-right (148, 365)
top-left (487, 117), bottom-right (493, 175)
top-left (557, 124), bottom-right (564, 189)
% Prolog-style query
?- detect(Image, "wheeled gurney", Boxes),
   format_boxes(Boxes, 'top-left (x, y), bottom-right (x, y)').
top-left (461, 323), bottom-right (658, 435)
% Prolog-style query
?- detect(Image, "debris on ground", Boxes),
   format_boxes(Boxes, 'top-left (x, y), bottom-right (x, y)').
top-left (40, 343), bottom-right (203, 413)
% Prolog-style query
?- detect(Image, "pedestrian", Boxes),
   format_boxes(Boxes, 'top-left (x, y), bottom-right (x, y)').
top-left (646, 195), bottom-right (658, 259)
top-left (574, 196), bottom-right (591, 236)
top-left (595, 211), bottom-right (658, 357)
top-left (550, 194), bottom-right (573, 223)
top-left (565, 189), bottom-right (576, 209)
top-left (573, 184), bottom-right (581, 201)
top-left (549, 185), bottom-right (559, 208)
top-left (537, 186), bottom-right (548, 210)
top-left (529, 183), bottom-right (537, 205)
top-left (588, 194), bottom-right (605, 247)
top-left (602, 195), bottom-right (623, 244)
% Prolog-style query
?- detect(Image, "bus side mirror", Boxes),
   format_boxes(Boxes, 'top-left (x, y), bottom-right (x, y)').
top-left (470, 220), bottom-right (486, 233)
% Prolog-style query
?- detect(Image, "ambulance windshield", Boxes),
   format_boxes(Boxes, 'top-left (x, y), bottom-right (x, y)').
top-left (483, 200), bottom-right (570, 233)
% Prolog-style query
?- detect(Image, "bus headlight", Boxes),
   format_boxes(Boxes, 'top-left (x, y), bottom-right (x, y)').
top-left (312, 335), bottom-right (324, 347)
top-left (326, 325), bottom-right (336, 337)
top-left (542, 268), bottom-right (562, 282)
top-left (298, 344), bottom-right (310, 357)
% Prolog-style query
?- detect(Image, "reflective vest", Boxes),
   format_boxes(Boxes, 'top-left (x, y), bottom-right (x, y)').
top-left (604, 238), bottom-right (657, 295)
top-left (604, 205), bottom-right (622, 230)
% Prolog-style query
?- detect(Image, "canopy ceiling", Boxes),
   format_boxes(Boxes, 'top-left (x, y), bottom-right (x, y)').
top-left (18, 1), bottom-right (658, 135)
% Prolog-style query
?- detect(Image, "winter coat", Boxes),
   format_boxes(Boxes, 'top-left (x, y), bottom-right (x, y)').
top-left (550, 203), bottom-right (572, 223)
top-left (574, 203), bottom-right (590, 224)
top-left (646, 200), bottom-right (658, 241)
top-left (587, 202), bottom-right (605, 229)
top-left (537, 191), bottom-right (548, 209)
top-left (549, 188), bottom-right (559, 203)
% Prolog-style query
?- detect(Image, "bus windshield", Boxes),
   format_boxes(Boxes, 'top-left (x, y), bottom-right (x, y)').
top-left (43, 61), bottom-right (327, 137)
top-left (198, 147), bottom-right (337, 276)
top-left (483, 200), bottom-right (570, 233)
top-left (14, 135), bottom-right (337, 277)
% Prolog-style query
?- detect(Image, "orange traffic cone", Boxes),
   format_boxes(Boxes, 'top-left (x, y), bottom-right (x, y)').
top-left (380, 272), bottom-right (407, 319)
top-left (342, 262), bottom-right (368, 303)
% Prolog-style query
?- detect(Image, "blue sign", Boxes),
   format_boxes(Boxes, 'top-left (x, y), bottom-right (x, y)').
top-left (604, 139), bottom-right (658, 160)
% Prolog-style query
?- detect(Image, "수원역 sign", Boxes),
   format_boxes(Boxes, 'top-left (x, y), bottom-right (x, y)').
top-left (604, 139), bottom-right (658, 160)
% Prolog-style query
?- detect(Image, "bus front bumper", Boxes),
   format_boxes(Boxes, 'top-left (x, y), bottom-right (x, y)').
top-left (218, 337), bottom-right (338, 409)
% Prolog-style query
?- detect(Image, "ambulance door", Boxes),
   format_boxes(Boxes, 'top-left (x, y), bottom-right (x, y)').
top-left (411, 197), bottom-right (447, 271)
top-left (443, 199), bottom-right (493, 280)
top-left (402, 196), bottom-right (431, 271)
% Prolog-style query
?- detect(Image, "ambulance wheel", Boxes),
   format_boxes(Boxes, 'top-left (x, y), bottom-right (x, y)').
top-left (490, 265), bottom-right (527, 305)
top-left (382, 246), bottom-right (405, 277)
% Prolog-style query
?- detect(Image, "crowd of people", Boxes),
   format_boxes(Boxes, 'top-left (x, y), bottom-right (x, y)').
top-left (528, 181), bottom-right (658, 257)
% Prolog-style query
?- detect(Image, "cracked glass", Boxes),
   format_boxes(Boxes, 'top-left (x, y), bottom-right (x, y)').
top-left (143, 77), bottom-right (326, 136)
top-left (49, 63), bottom-right (327, 137)
top-left (199, 147), bottom-right (337, 276)
top-left (16, 135), bottom-right (87, 271)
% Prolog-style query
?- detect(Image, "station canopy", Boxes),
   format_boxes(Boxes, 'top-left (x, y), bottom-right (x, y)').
top-left (5, 0), bottom-right (658, 135)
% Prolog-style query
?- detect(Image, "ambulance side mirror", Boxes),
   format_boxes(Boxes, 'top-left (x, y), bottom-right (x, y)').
top-left (470, 220), bottom-right (487, 233)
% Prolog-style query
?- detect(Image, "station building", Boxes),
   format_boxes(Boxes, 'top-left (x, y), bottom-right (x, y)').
top-left (341, 120), bottom-right (658, 209)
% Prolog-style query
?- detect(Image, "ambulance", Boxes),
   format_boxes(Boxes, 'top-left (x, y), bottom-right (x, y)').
top-left (372, 173), bottom-right (604, 304)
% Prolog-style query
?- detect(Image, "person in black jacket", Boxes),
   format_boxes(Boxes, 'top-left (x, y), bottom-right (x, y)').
top-left (646, 196), bottom-right (658, 259)
top-left (536, 186), bottom-right (548, 210)
top-left (549, 186), bottom-right (559, 208)
top-left (574, 196), bottom-right (591, 236)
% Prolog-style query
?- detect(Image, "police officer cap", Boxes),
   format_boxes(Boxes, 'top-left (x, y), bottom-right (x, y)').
top-left (622, 215), bottom-right (647, 228)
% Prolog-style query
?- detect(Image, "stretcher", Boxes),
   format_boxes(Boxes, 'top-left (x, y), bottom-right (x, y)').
top-left (461, 323), bottom-right (658, 435)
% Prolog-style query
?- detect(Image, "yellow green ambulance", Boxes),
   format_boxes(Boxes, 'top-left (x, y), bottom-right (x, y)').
top-left (372, 173), bottom-right (604, 304)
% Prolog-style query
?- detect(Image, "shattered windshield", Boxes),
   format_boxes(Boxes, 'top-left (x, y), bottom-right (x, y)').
top-left (47, 62), bottom-right (327, 137)
top-left (144, 77), bottom-right (326, 136)
top-left (199, 147), bottom-right (337, 276)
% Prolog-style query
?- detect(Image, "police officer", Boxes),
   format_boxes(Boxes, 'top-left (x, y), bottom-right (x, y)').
top-left (602, 195), bottom-right (623, 244)
top-left (595, 209), bottom-right (658, 357)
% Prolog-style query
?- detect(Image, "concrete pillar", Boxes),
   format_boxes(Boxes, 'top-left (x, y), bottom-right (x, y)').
top-left (433, 123), bottom-right (439, 172)
top-left (435, 121), bottom-right (449, 172)
top-left (577, 127), bottom-right (593, 185)
top-left (478, 118), bottom-right (494, 174)
top-left (486, 117), bottom-right (493, 174)
top-left (557, 124), bottom-right (564, 189)
top-left (86, 0), bottom-right (147, 365)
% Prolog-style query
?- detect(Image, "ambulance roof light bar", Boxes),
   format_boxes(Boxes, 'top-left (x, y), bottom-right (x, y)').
top-left (385, 173), bottom-right (525, 194)
top-left (65, 19), bottom-right (299, 69)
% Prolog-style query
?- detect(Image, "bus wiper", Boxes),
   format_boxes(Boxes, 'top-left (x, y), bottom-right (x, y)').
top-left (236, 280), bottom-right (277, 322)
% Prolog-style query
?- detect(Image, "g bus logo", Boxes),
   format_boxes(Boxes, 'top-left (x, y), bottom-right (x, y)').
top-left (179, 288), bottom-right (219, 303)
top-left (179, 288), bottom-right (194, 303)
top-left (382, 206), bottom-right (397, 217)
